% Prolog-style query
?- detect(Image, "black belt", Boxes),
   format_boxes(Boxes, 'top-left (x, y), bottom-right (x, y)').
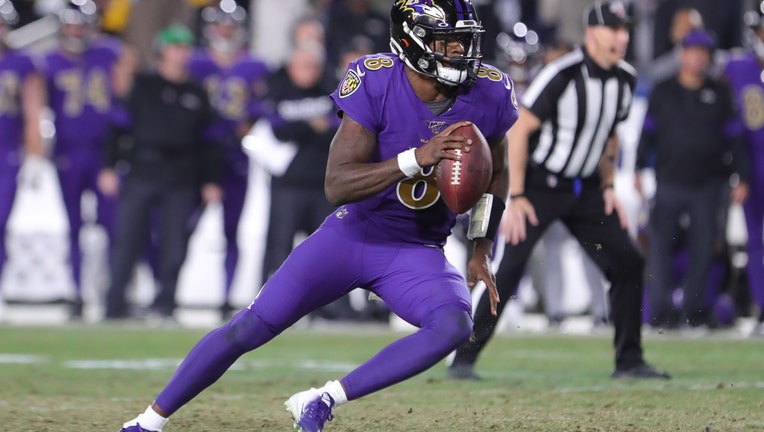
top-left (526, 165), bottom-right (601, 196)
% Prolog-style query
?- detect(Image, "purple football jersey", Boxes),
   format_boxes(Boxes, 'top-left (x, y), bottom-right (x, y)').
top-left (724, 51), bottom-right (764, 314)
top-left (724, 52), bottom-right (764, 163)
top-left (330, 54), bottom-right (518, 246)
top-left (0, 49), bottom-right (36, 152)
top-left (44, 38), bottom-right (121, 154)
top-left (188, 49), bottom-right (269, 143)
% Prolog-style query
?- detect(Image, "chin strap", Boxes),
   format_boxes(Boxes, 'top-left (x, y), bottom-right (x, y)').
top-left (431, 52), bottom-right (471, 69)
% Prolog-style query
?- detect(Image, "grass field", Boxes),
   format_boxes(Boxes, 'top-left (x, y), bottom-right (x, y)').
top-left (1, 325), bottom-right (762, 432)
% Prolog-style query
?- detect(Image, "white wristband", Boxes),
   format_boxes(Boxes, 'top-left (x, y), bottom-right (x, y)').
top-left (397, 148), bottom-right (421, 178)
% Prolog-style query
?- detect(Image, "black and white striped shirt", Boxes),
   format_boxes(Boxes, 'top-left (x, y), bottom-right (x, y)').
top-left (522, 46), bottom-right (636, 178)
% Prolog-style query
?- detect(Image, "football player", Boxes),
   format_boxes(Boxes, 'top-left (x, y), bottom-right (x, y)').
top-left (188, 0), bottom-right (269, 320)
top-left (43, 0), bottom-right (131, 319)
top-left (724, 3), bottom-right (764, 336)
top-left (118, 1), bottom-right (518, 431)
top-left (0, 0), bottom-right (45, 298)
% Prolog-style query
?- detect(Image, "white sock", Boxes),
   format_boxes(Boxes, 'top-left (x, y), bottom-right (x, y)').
top-left (320, 380), bottom-right (348, 406)
top-left (125, 405), bottom-right (169, 431)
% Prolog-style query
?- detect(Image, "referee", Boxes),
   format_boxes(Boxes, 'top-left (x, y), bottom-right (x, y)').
top-left (448, 1), bottom-right (671, 380)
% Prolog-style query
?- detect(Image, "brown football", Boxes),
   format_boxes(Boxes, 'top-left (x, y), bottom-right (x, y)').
top-left (435, 123), bottom-right (493, 214)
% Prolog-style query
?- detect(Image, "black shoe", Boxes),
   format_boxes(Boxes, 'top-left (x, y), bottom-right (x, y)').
top-left (446, 364), bottom-right (483, 381)
top-left (592, 316), bottom-right (610, 327)
top-left (146, 310), bottom-right (179, 327)
top-left (220, 302), bottom-right (236, 321)
top-left (611, 362), bottom-right (671, 380)
top-left (547, 313), bottom-right (565, 329)
top-left (69, 298), bottom-right (84, 321)
top-left (103, 308), bottom-right (129, 321)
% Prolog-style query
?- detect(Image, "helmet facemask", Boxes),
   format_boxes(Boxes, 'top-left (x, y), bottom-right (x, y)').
top-left (201, 3), bottom-right (248, 55)
top-left (58, 1), bottom-right (99, 54)
top-left (207, 23), bottom-right (245, 55)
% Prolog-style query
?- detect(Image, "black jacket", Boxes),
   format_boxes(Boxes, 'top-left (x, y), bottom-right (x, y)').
top-left (637, 76), bottom-right (750, 187)
top-left (106, 71), bottom-right (223, 188)
top-left (263, 67), bottom-right (338, 188)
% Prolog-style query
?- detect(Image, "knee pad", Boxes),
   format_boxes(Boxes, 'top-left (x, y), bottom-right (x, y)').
top-left (423, 305), bottom-right (473, 349)
top-left (608, 245), bottom-right (645, 282)
top-left (226, 308), bottom-right (279, 352)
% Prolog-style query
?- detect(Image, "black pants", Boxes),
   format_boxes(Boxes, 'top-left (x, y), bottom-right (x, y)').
top-left (261, 184), bottom-right (334, 285)
top-left (105, 176), bottom-right (199, 317)
top-left (647, 181), bottom-right (725, 327)
top-left (260, 183), bottom-right (359, 320)
top-left (453, 170), bottom-right (646, 370)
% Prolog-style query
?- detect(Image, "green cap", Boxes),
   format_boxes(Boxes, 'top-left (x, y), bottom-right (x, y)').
top-left (156, 24), bottom-right (194, 48)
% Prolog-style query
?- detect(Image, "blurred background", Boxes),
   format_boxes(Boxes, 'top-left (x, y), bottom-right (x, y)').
top-left (0, 0), bottom-right (761, 336)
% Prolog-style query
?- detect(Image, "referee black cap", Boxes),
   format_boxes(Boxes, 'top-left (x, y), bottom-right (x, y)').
top-left (585, 1), bottom-right (633, 28)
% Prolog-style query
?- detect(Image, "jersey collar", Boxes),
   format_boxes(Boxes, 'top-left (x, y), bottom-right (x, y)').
top-left (581, 46), bottom-right (618, 79)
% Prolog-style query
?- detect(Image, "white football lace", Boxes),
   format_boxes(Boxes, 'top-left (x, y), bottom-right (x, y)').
top-left (450, 149), bottom-right (462, 185)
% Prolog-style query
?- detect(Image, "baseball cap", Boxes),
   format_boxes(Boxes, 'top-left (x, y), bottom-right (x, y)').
top-left (681, 29), bottom-right (715, 50)
top-left (585, 1), bottom-right (633, 27)
top-left (156, 24), bottom-right (194, 48)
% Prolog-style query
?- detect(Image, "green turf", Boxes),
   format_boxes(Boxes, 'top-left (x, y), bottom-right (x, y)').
top-left (1, 325), bottom-right (762, 431)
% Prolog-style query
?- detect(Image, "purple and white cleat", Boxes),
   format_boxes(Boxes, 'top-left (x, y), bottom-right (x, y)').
top-left (119, 421), bottom-right (160, 432)
top-left (285, 388), bottom-right (335, 432)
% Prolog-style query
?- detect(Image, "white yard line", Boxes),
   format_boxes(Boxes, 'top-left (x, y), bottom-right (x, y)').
top-left (0, 353), bottom-right (47, 364)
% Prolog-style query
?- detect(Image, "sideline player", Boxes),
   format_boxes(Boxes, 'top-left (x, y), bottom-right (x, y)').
top-left (0, 0), bottom-right (45, 297)
top-left (724, 5), bottom-right (764, 336)
top-left (188, 1), bottom-right (269, 319)
top-left (43, 0), bottom-right (128, 318)
top-left (117, 0), bottom-right (518, 431)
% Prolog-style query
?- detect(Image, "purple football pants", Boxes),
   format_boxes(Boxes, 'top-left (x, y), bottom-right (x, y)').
top-left (142, 154), bottom-right (247, 302)
top-left (744, 161), bottom-right (764, 312)
top-left (220, 164), bottom-right (248, 303)
top-left (55, 149), bottom-right (116, 297)
top-left (0, 160), bottom-right (19, 282)
top-left (154, 208), bottom-right (473, 414)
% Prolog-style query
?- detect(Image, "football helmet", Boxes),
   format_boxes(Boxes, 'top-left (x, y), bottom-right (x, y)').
top-left (58, 0), bottom-right (98, 25)
top-left (58, 0), bottom-right (99, 54)
top-left (495, 26), bottom-right (543, 95)
top-left (0, 0), bottom-right (18, 27)
top-left (390, 0), bottom-right (483, 87)
top-left (0, 0), bottom-right (17, 47)
top-left (745, 1), bottom-right (764, 59)
top-left (201, 0), bottom-right (247, 54)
